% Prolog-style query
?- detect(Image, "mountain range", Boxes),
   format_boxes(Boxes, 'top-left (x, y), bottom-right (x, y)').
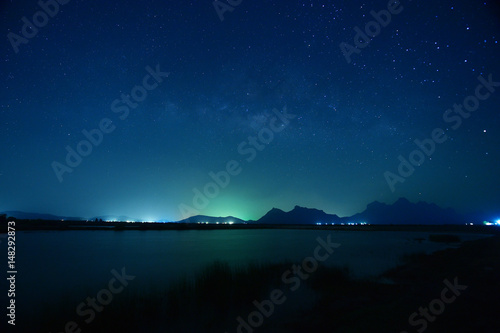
top-left (1, 198), bottom-right (475, 225)
top-left (255, 198), bottom-right (468, 225)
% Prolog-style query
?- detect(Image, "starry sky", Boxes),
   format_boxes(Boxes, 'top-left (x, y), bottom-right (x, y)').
top-left (1, 0), bottom-right (499, 221)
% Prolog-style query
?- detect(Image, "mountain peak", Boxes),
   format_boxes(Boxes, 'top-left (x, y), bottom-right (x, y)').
top-left (394, 197), bottom-right (411, 205)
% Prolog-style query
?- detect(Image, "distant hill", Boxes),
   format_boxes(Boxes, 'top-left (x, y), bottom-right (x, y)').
top-left (257, 205), bottom-right (341, 225)
top-left (349, 198), bottom-right (465, 225)
top-left (0, 211), bottom-right (83, 221)
top-left (178, 215), bottom-right (249, 224)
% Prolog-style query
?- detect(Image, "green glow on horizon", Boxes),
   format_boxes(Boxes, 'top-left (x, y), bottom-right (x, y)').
top-left (193, 196), bottom-right (263, 221)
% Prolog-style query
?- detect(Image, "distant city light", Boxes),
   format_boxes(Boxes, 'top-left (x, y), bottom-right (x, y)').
top-left (314, 221), bottom-right (368, 226)
top-left (482, 220), bottom-right (500, 226)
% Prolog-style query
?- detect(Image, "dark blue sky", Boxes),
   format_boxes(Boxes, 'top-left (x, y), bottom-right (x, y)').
top-left (1, 0), bottom-right (499, 221)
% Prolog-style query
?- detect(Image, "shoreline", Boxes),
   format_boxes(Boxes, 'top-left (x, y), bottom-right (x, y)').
top-left (5, 219), bottom-right (500, 234)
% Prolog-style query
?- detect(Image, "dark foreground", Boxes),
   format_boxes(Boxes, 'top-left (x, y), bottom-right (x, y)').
top-left (296, 234), bottom-right (500, 333)
top-left (9, 233), bottom-right (498, 333)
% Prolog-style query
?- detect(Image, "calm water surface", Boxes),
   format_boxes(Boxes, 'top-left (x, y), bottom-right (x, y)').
top-left (11, 229), bottom-right (490, 320)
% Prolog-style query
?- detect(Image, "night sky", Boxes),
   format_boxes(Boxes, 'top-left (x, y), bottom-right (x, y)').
top-left (1, 0), bottom-right (499, 221)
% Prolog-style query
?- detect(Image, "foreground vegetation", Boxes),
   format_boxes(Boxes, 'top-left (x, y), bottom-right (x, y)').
top-left (36, 260), bottom-right (350, 332)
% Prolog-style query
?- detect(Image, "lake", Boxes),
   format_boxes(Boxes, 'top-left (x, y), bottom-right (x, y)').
top-left (9, 229), bottom-right (491, 328)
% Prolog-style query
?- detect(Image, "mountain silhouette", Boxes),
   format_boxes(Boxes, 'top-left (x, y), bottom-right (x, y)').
top-left (2, 198), bottom-right (470, 225)
top-left (349, 198), bottom-right (465, 225)
top-left (178, 215), bottom-right (249, 224)
top-left (257, 205), bottom-right (341, 225)
top-left (0, 211), bottom-right (83, 221)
